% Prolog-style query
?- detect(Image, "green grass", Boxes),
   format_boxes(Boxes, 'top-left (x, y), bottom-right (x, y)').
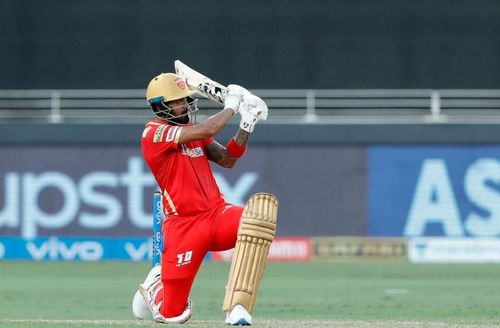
top-left (1, 261), bottom-right (500, 327)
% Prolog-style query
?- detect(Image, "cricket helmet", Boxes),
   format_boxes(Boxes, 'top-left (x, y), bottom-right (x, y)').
top-left (146, 73), bottom-right (196, 104)
top-left (146, 73), bottom-right (198, 124)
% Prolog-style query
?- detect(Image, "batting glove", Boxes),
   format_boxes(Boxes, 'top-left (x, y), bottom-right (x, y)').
top-left (239, 94), bottom-right (268, 133)
top-left (224, 84), bottom-right (250, 114)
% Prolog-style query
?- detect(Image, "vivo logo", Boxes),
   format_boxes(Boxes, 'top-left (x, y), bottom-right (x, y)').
top-left (124, 239), bottom-right (152, 261)
top-left (27, 237), bottom-right (103, 261)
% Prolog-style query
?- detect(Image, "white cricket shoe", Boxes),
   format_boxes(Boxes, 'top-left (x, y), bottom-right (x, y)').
top-left (132, 265), bottom-right (161, 320)
top-left (225, 304), bottom-right (252, 326)
top-left (132, 289), bottom-right (150, 320)
top-left (142, 265), bottom-right (162, 288)
top-left (137, 265), bottom-right (193, 324)
top-left (153, 299), bottom-right (192, 324)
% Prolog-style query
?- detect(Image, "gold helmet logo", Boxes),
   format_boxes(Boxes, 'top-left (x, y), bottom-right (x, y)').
top-left (146, 73), bottom-right (196, 105)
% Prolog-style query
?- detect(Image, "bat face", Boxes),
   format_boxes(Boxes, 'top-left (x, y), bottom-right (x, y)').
top-left (198, 81), bottom-right (226, 104)
top-left (174, 60), bottom-right (228, 104)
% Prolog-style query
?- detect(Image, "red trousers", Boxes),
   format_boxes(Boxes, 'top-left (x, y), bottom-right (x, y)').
top-left (158, 203), bottom-right (243, 317)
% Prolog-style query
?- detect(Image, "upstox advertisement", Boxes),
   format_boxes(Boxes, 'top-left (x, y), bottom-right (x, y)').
top-left (0, 146), bottom-right (365, 260)
top-left (369, 146), bottom-right (500, 238)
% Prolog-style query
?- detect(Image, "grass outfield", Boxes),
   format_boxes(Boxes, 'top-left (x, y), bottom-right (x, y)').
top-left (1, 261), bottom-right (500, 327)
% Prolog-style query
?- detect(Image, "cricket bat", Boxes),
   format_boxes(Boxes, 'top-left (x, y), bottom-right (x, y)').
top-left (174, 60), bottom-right (227, 104)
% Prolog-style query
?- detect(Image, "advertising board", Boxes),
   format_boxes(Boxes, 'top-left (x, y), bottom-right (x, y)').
top-left (312, 237), bottom-right (407, 260)
top-left (409, 238), bottom-right (500, 263)
top-left (369, 146), bottom-right (500, 237)
top-left (0, 146), bottom-right (366, 239)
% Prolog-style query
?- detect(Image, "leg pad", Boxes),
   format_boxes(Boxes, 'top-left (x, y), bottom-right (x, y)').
top-left (222, 193), bottom-right (279, 313)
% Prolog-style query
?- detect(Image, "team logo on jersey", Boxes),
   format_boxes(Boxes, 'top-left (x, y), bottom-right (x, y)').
top-left (153, 125), bottom-right (167, 143)
top-left (175, 77), bottom-right (187, 89)
top-left (181, 145), bottom-right (204, 158)
top-left (166, 126), bottom-right (178, 142)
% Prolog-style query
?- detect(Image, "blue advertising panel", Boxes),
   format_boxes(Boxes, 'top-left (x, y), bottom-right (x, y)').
top-left (0, 236), bottom-right (151, 261)
top-left (369, 146), bottom-right (500, 237)
top-left (0, 236), bottom-right (213, 261)
top-left (0, 146), bottom-right (366, 247)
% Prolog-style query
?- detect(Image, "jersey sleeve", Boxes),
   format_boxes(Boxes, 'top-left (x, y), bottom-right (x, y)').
top-left (142, 123), bottom-right (182, 153)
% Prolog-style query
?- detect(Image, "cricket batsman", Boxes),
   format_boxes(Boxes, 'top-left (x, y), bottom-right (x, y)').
top-left (132, 72), bottom-right (278, 325)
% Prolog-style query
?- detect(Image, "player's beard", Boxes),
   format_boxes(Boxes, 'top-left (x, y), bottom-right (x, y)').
top-left (170, 109), bottom-right (190, 125)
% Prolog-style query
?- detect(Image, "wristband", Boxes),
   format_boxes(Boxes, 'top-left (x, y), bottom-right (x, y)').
top-left (226, 138), bottom-right (247, 158)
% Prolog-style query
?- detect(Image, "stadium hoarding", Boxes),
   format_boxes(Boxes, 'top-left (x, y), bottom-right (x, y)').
top-left (0, 146), bottom-right (366, 239)
top-left (369, 146), bottom-right (500, 238)
top-left (408, 237), bottom-right (500, 263)
top-left (0, 236), bottom-right (313, 262)
top-left (312, 237), bottom-right (407, 260)
top-left (0, 236), bottom-right (152, 261)
top-left (211, 237), bottom-right (313, 262)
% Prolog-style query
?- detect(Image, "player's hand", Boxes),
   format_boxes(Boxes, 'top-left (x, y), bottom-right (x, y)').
top-left (238, 94), bottom-right (268, 133)
top-left (224, 84), bottom-right (250, 114)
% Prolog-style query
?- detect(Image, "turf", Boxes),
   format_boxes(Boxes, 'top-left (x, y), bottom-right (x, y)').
top-left (1, 261), bottom-right (500, 327)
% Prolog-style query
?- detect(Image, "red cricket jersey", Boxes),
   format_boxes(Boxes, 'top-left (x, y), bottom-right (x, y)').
top-left (141, 120), bottom-right (225, 216)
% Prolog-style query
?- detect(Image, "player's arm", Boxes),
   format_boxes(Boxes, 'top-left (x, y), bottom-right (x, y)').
top-left (205, 129), bottom-right (250, 168)
top-left (205, 90), bottom-right (269, 167)
top-left (176, 85), bottom-right (246, 144)
top-left (176, 108), bottom-right (235, 144)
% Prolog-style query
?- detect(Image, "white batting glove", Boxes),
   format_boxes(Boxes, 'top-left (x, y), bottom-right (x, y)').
top-left (239, 94), bottom-right (268, 133)
top-left (224, 84), bottom-right (250, 114)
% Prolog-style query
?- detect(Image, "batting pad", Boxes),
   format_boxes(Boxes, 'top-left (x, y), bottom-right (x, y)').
top-left (223, 193), bottom-right (278, 313)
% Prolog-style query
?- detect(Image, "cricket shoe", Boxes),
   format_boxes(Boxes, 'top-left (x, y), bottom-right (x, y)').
top-left (225, 304), bottom-right (252, 326)
top-left (132, 289), bottom-right (151, 320)
top-left (153, 299), bottom-right (192, 324)
top-left (132, 265), bottom-right (161, 320)
top-left (138, 266), bottom-right (192, 324)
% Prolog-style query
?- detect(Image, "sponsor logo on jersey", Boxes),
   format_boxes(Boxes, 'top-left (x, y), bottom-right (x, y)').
top-left (153, 125), bottom-right (167, 143)
top-left (166, 126), bottom-right (178, 142)
top-left (181, 145), bottom-right (203, 158)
